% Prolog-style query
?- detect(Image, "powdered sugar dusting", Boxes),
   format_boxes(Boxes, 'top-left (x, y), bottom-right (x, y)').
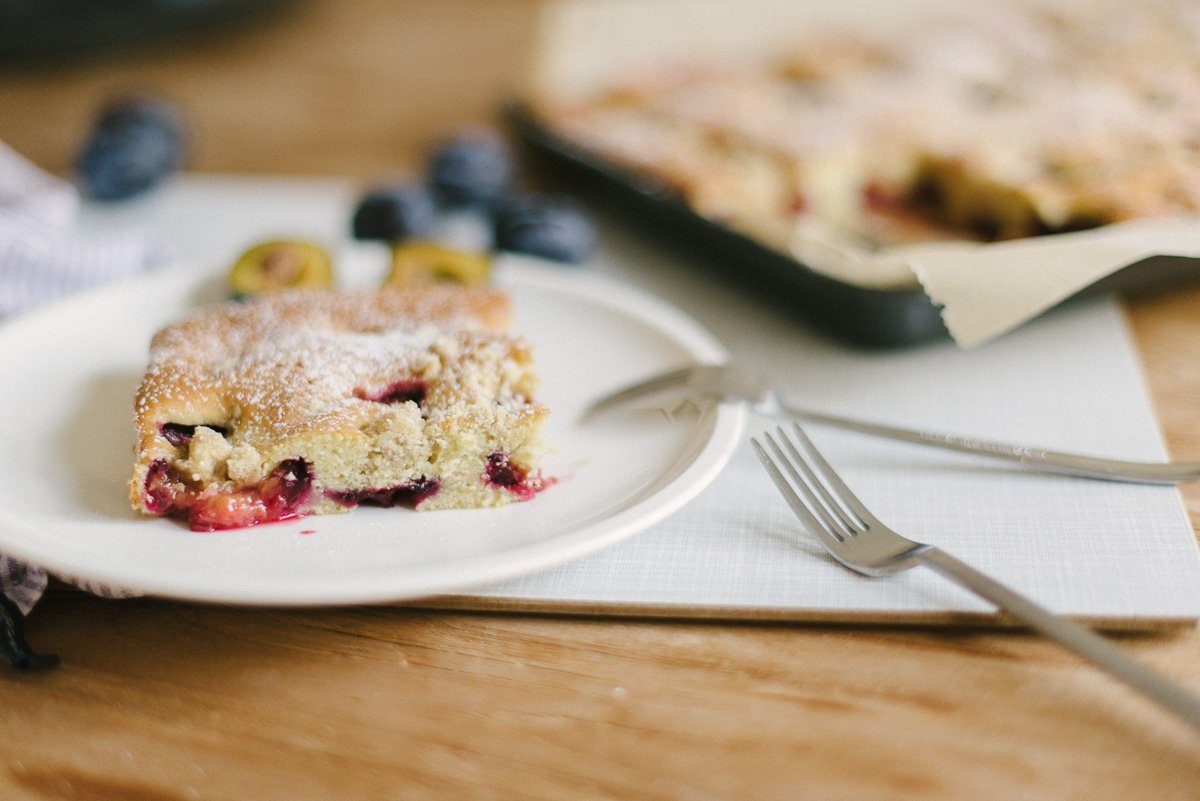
top-left (134, 286), bottom-right (511, 433)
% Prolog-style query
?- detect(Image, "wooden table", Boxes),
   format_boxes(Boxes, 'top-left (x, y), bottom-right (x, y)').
top-left (1, 3), bottom-right (1199, 798)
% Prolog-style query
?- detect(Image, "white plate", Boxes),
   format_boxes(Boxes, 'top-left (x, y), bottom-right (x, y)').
top-left (0, 261), bottom-right (744, 605)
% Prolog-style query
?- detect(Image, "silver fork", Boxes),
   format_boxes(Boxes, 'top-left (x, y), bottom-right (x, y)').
top-left (753, 423), bottom-right (1200, 731)
top-left (586, 364), bottom-right (1200, 484)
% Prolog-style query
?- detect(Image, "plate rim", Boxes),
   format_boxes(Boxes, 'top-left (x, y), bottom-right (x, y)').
top-left (0, 260), bottom-right (746, 605)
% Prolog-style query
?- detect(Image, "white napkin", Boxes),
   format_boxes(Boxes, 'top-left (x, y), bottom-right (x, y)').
top-left (0, 142), bottom-right (162, 614)
top-left (0, 141), bottom-right (162, 319)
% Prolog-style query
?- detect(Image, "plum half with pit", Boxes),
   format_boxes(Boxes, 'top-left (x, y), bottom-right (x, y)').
top-left (384, 242), bottom-right (491, 287)
top-left (228, 240), bottom-right (334, 299)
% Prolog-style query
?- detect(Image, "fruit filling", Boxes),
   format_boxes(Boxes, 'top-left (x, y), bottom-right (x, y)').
top-left (354, 378), bottom-right (428, 406)
top-left (160, 422), bottom-right (229, 448)
top-left (862, 181), bottom-right (901, 214)
top-left (143, 458), bottom-right (314, 532)
top-left (483, 452), bottom-right (544, 501)
top-left (325, 478), bottom-right (441, 509)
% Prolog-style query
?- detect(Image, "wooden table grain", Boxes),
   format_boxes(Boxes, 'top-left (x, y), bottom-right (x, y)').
top-left (1, 2), bottom-right (1199, 798)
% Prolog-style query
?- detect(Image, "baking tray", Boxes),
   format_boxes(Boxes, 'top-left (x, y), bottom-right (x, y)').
top-left (507, 103), bottom-right (1199, 348)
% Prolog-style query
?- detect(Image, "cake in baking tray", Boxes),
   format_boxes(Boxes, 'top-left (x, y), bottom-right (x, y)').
top-left (538, 0), bottom-right (1200, 253)
top-left (129, 286), bottom-right (548, 531)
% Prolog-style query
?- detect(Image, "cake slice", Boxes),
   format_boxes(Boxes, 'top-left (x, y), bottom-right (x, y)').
top-left (129, 286), bottom-right (548, 531)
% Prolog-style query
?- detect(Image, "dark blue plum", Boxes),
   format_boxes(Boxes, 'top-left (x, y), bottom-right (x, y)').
top-left (494, 196), bottom-right (596, 264)
top-left (351, 185), bottom-right (438, 241)
top-left (76, 97), bottom-right (185, 201)
top-left (427, 132), bottom-right (514, 208)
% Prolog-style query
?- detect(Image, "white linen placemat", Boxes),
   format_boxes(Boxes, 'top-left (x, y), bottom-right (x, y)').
top-left (443, 213), bottom-right (1200, 626)
top-left (77, 177), bottom-right (1200, 626)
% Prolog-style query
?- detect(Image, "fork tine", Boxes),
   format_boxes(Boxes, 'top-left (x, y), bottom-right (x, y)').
top-left (751, 437), bottom-right (847, 550)
top-left (582, 364), bottom-right (708, 420)
top-left (774, 426), bottom-right (863, 537)
top-left (786, 423), bottom-right (877, 528)
top-left (762, 430), bottom-right (853, 541)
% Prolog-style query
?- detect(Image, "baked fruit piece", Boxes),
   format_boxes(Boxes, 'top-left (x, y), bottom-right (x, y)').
top-left (129, 286), bottom-right (548, 531)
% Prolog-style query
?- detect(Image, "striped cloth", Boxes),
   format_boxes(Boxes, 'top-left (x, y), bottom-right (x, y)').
top-left (0, 141), bottom-right (160, 319)
top-left (0, 142), bottom-right (160, 615)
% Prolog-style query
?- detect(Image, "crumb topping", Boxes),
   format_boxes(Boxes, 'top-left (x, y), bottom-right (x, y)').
top-left (134, 286), bottom-right (529, 442)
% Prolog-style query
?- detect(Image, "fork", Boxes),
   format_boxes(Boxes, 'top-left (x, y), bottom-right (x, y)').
top-left (753, 423), bottom-right (1200, 731)
top-left (586, 363), bottom-right (1200, 484)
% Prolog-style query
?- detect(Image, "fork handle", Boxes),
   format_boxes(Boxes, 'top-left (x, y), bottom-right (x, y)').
top-left (916, 547), bottom-right (1200, 731)
top-left (784, 405), bottom-right (1196, 485)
